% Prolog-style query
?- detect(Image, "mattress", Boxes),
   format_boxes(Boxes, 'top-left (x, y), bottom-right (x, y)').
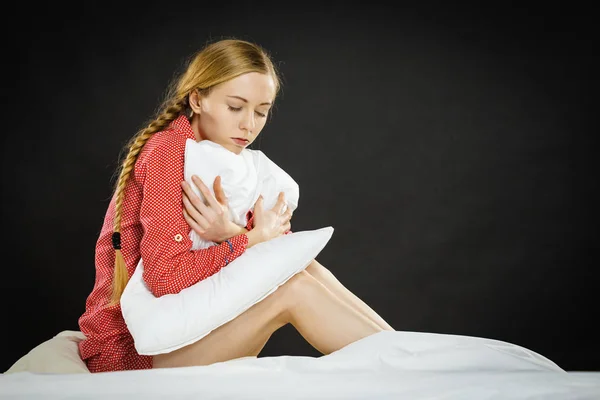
top-left (2, 330), bottom-right (599, 399)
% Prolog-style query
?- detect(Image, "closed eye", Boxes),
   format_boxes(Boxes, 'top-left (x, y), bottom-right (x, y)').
top-left (228, 106), bottom-right (267, 118)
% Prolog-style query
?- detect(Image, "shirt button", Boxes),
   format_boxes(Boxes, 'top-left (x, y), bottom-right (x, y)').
top-left (174, 234), bottom-right (183, 242)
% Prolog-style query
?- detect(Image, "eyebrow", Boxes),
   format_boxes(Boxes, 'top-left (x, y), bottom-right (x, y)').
top-left (227, 95), bottom-right (272, 106)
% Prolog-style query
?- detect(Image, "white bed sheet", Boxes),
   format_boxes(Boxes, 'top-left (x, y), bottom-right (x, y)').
top-left (2, 331), bottom-right (599, 399)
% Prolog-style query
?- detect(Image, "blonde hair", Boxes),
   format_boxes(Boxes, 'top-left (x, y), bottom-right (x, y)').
top-left (109, 38), bottom-right (282, 305)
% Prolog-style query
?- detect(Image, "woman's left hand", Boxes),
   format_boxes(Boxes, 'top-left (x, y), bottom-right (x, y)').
top-left (181, 175), bottom-right (241, 243)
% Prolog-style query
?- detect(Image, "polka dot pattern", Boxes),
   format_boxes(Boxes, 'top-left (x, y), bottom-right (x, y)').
top-left (78, 115), bottom-right (251, 372)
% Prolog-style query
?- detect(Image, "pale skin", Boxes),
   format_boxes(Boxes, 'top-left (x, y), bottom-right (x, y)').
top-left (152, 72), bottom-right (394, 369)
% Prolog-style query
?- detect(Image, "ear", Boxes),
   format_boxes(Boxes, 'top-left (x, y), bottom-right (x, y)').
top-left (188, 90), bottom-right (203, 114)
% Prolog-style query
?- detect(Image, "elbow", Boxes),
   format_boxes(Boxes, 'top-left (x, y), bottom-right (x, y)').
top-left (145, 276), bottom-right (168, 298)
top-left (147, 275), bottom-right (182, 297)
top-left (149, 283), bottom-right (169, 298)
top-left (143, 260), bottom-right (182, 298)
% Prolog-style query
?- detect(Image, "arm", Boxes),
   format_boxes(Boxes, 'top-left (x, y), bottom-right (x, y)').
top-left (232, 225), bottom-right (266, 249)
top-left (138, 136), bottom-right (250, 297)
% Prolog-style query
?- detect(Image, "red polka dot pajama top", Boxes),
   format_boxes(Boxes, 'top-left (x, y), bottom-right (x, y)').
top-left (78, 115), bottom-right (289, 372)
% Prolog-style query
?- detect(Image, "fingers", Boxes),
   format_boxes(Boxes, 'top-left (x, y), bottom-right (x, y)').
top-left (181, 179), bottom-right (214, 221)
top-left (255, 192), bottom-right (290, 217)
top-left (281, 207), bottom-right (292, 236)
top-left (272, 192), bottom-right (286, 215)
top-left (283, 221), bottom-right (291, 232)
top-left (181, 180), bottom-right (207, 210)
top-left (253, 193), bottom-right (292, 220)
top-left (182, 194), bottom-right (209, 230)
top-left (213, 175), bottom-right (229, 206)
top-left (183, 207), bottom-right (206, 235)
top-left (191, 175), bottom-right (222, 213)
top-left (282, 207), bottom-right (293, 223)
top-left (254, 195), bottom-right (264, 214)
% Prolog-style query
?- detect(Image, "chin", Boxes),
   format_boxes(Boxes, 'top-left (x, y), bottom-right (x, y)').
top-left (225, 145), bottom-right (241, 155)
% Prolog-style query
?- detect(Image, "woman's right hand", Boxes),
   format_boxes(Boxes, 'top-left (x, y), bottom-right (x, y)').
top-left (252, 192), bottom-right (293, 242)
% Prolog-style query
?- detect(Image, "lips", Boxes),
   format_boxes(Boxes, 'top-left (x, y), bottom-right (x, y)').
top-left (232, 137), bottom-right (249, 146)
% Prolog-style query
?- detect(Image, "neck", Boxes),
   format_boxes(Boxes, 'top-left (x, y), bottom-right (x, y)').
top-left (190, 114), bottom-right (203, 142)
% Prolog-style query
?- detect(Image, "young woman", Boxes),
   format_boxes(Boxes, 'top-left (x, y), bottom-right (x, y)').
top-left (78, 38), bottom-right (394, 373)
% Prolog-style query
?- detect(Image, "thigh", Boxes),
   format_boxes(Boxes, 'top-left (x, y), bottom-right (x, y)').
top-left (152, 271), bottom-right (307, 368)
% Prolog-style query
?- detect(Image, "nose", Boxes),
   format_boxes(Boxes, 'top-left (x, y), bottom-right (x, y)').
top-left (239, 110), bottom-right (256, 134)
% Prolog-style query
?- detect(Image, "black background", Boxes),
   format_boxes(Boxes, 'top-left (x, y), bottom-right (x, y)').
top-left (2, 2), bottom-right (597, 372)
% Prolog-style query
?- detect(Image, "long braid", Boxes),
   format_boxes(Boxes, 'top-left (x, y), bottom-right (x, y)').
top-left (109, 101), bottom-right (186, 305)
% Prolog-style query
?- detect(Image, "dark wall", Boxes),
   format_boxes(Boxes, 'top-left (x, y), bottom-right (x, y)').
top-left (3, 3), bottom-right (597, 372)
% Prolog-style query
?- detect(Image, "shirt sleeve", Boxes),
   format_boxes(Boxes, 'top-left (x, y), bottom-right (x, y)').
top-left (138, 135), bottom-right (249, 297)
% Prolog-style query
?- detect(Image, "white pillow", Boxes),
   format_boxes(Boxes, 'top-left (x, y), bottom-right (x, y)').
top-left (4, 331), bottom-right (90, 374)
top-left (184, 139), bottom-right (300, 248)
top-left (120, 139), bottom-right (334, 355)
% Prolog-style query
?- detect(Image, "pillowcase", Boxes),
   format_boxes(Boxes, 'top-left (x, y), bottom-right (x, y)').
top-left (4, 331), bottom-right (90, 374)
top-left (120, 139), bottom-right (334, 355)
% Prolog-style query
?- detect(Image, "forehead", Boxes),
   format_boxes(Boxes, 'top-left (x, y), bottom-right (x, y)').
top-left (213, 72), bottom-right (276, 103)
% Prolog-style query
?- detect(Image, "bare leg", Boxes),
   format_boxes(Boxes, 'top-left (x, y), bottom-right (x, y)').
top-left (153, 270), bottom-right (382, 368)
top-left (287, 270), bottom-right (382, 354)
top-left (305, 259), bottom-right (395, 331)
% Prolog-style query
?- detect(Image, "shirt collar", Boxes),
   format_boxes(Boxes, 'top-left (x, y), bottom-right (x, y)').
top-left (169, 114), bottom-right (197, 141)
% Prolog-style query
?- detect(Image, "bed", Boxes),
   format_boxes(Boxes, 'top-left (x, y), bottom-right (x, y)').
top-left (1, 330), bottom-right (599, 399)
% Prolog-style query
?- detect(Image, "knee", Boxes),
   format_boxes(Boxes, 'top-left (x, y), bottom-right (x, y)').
top-left (286, 269), bottom-right (315, 293)
top-left (305, 259), bottom-right (332, 281)
top-left (280, 269), bottom-right (319, 304)
top-left (272, 270), bottom-right (315, 325)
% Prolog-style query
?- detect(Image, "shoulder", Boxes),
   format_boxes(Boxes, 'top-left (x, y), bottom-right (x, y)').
top-left (138, 130), bottom-right (189, 167)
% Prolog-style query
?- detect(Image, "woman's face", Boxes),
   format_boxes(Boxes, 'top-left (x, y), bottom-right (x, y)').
top-left (189, 72), bottom-right (276, 154)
